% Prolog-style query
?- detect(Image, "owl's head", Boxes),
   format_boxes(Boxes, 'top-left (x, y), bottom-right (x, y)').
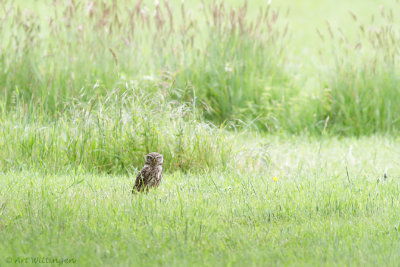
top-left (145, 152), bottom-right (163, 166)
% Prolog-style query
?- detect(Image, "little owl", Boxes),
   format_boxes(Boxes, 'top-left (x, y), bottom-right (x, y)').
top-left (132, 152), bottom-right (163, 193)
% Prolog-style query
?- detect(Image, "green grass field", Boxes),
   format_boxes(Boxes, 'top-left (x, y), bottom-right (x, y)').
top-left (2, 138), bottom-right (400, 266)
top-left (1, 0), bottom-right (400, 266)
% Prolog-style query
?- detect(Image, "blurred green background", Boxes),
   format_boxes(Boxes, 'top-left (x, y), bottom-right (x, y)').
top-left (1, 0), bottom-right (400, 173)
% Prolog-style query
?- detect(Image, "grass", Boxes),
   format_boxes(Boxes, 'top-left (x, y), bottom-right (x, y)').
top-left (0, 86), bottom-right (237, 174)
top-left (1, 0), bottom-right (400, 266)
top-left (1, 0), bottom-right (399, 134)
top-left (1, 137), bottom-right (400, 266)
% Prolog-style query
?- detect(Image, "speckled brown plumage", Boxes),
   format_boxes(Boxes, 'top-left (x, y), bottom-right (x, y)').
top-left (132, 152), bottom-right (163, 193)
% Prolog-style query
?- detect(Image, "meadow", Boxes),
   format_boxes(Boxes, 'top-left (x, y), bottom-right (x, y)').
top-left (1, 0), bottom-right (400, 266)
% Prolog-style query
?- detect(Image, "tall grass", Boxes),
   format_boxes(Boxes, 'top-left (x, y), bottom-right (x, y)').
top-left (173, 2), bottom-right (291, 131)
top-left (0, 0), bottom-right (293, 129)
top-left (320, 7), bottom-right (400, 135)
top-left (0, 84), bottom-right (239, 174)
top-left (1, 0), bottom-right (400, 135)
